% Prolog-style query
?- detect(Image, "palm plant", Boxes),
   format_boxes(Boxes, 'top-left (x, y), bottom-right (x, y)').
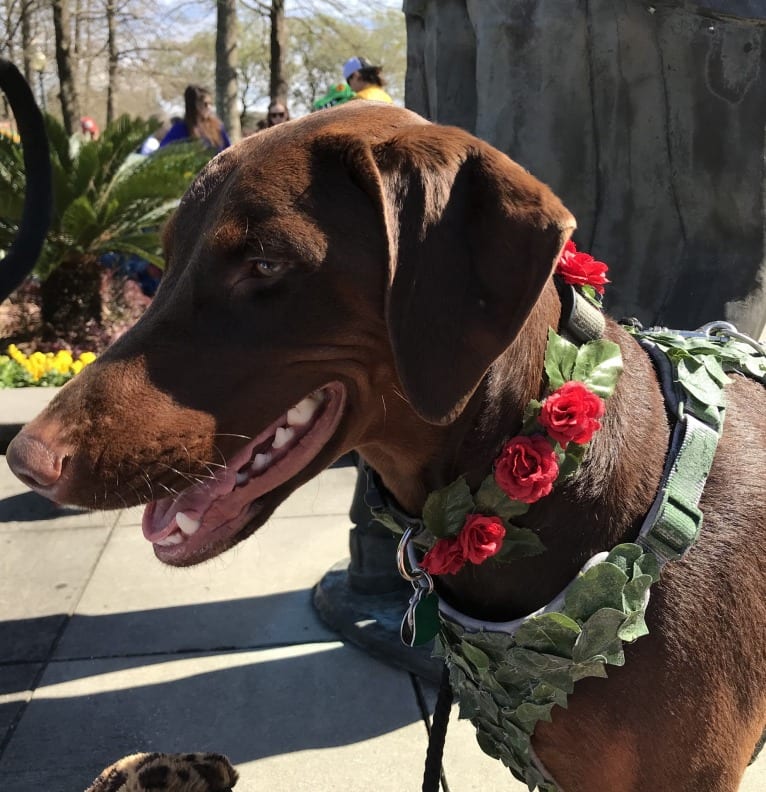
top-left (0, 114), bottom-right (212, 339)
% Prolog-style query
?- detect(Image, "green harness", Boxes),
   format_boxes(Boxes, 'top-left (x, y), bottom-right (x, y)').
top-left (432, 322), bottom-right (766, 791)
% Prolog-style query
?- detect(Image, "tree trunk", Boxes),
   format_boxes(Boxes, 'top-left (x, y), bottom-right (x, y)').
top-left (215, 0), bottom-right (241, 143)
top-left (404, 0), bottom-right (766, 338)
top-left (51, 0), bottom-right (80, 135)
top-left (270, 0), bottom-right (287, 103)
top-left (21, 2), bottom-right (32, 84)
top-left (105, 0), bottom-right (116, 124)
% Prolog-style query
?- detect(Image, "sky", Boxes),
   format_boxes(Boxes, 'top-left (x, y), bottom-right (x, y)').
top-left (157, 0), bottom-right (404, 30)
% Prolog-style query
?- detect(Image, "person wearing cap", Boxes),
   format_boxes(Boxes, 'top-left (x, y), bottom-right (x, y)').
top-left (342, 56), bottom-right (393, 104)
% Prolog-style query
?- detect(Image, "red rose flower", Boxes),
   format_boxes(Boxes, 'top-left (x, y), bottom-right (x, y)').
top-left (458, 514), bottom-right (506, 565)
top-left (556, 240), bottom-right (609, 295)
top-left (494, 434), bottom-right (559, 503)
top-left (421, 536), bottom-right (465, 575)
top-left (539, 380), bottom-right (605, 445)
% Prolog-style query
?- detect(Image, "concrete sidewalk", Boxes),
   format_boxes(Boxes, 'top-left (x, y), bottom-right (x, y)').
top-left (0, 390), bottom-right (765, 791)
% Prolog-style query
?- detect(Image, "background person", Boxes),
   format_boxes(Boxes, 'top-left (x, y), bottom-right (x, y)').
top-left (159, 85), bottom-right (230, 152)
top-left (80, 116), bottom-right (100, 140)
top-left (342, 56), bottom-right (393, 104)
top-left (265, 100), bottom-right (290, 127)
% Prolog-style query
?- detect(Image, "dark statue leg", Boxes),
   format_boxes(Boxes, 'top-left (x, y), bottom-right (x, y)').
top-left (313, 459), bottom-right (442, 681)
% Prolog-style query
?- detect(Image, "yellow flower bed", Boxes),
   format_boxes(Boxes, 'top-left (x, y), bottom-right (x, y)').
top-left (0, 345), bottom-right (97, 387)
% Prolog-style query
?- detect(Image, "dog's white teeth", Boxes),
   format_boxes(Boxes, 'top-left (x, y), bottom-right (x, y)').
top-left (176, 512), bottom-right (201, 536)
top-left (157, 531), bottom-right (184, 546)
top-left (252, 452), bottom-right (272, 472)
top-left (272, 426), bottom-right (295, 449)
top-left (287, 396), bottom-right (320, 427)
top-left (235, 471), bottom-right (249, 486)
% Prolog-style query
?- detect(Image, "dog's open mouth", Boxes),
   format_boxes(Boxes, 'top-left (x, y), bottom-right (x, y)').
top-left (142, 381), bottom-right (347, 563)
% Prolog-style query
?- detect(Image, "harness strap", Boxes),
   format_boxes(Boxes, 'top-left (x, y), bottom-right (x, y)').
top-left (634, 333), bottom-right (726, 564)
top-left (637, 412), bottom-right (719, 563)
top-left (555, 278), bottom-right (606, 343)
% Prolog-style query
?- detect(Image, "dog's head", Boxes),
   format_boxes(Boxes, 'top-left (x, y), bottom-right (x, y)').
top-left (7, 104), bottom-right (574, 565)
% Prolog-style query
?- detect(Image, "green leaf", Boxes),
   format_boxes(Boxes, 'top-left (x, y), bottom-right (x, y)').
top-left (521, 399), bottom-right (542, 434)
top-left (605, 543), bottom-right (644, 572)
top-left (623, 574), bottom-right (652, 612)
top-left (530, 681), bottom-right (569, 709)
top-left (580, 284), bottom-right (600, 306)
top-left (369, 509), bottom-right (402, 534)
top-left (572, 338), bottom-right (624, 399)
top-left (475, 475), bottom-right (529, 520)
top-left (422, 477), bottom-right (474, 538)
top-left (556, 442), bottom-right (587, 480)
top-left (460, 639), bottom-right (491, 672)
top-left (702, 354), bottom-right (731, 387)
top-left (572, 608), bottom-right (627, 664)
top-left (513, 612), bottom-right (581, 658)
top-left (634, 553), bottom-right (661, 583)
top-left (457, 685), bottom-right (498, 723)
top-left (564, 563), bottom-right (628, 622)
top-left (513, 701), bottom-right (556, 732)
top-left (493, 524), bottom-right (546, 562)
top-left (544, 328), bottom-right (578, 391)
top-left (505, 647), bottom-right (576, 692)
top-left (617, 610), bottom-right (649, 642)
top-left (677, 357), bottom-right (726, 407)
top-left (461, 631), bottom-right (515, 664)
top-left (570, 657), bottom-right (609, 682)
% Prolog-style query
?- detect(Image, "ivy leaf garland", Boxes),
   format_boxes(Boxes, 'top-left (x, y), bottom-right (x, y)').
top-left (435, 542), bottom-right (660, 791)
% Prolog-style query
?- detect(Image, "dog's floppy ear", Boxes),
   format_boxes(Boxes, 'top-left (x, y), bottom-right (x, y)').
top-left (368, 124), bottom-right (575, 425)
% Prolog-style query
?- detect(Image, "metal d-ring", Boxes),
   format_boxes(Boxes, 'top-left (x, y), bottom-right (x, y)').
top-left (700, 321), bottom-right (766, 356)
top-left (396, 525), bottom-right (434, 593)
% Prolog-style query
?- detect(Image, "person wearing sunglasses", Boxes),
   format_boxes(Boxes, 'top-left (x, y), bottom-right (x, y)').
top-left (159, 85), bottom-right (230, 152)
top-left (342, 56), bottom-right (393, 104)
top-left (266, 100), bottom-right (290, 127)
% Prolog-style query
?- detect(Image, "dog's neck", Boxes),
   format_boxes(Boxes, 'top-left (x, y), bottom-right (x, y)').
top-left (361, 280), bottom-right (670, 622)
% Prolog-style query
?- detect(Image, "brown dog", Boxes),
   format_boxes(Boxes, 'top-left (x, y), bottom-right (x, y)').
top-left (7, 103), bottom-right (766, 791)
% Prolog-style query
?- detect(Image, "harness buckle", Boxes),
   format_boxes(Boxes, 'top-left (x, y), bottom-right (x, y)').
top-left (641, 487), bottom-right (703, 564)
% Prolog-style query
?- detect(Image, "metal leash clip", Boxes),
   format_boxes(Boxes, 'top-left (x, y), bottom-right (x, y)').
top-left (397, 526), bottom-right (440, 647)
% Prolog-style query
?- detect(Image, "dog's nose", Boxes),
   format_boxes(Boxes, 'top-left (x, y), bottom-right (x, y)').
top-left (6, 432), bottom-right (65, 489)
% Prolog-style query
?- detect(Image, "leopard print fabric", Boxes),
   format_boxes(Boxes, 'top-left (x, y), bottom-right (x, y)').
top-left (84, 752), bottom-right (238, 792)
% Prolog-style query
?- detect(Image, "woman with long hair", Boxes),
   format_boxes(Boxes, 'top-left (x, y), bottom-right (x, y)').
top-left (159, 85), bottom-right (230, 152)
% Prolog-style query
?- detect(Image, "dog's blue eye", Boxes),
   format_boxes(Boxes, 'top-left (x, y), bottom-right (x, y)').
top-left (250, 259), bottom-right (286, 278)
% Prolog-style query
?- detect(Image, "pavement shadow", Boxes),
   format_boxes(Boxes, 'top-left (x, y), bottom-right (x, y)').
top-left (0, 491), bottom-right (88, 522)
top-left (1, 591), bottom-right (356, 677)
top-left (0, 641), bottom-right (424, 788)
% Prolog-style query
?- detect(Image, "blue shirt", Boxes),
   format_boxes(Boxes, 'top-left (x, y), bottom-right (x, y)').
top-left (159, 120), bottom-right (231, 152)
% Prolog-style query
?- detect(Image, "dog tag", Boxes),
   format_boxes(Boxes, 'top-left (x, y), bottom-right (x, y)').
top-left (401, 589), bottom-right (440, 647)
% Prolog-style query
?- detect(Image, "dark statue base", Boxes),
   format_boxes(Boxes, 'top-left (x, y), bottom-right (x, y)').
top-left (313, 557), bottom-right (442, 684)
top-left (313, 458), bottom-right (443, 684)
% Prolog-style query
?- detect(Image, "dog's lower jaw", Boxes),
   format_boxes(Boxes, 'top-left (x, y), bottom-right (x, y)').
top-left (144, 381), bottom-right (348, 565)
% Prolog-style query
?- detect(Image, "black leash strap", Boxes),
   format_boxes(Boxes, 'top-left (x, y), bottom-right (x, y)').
top-left (422, 664), bottom-right (452, 792)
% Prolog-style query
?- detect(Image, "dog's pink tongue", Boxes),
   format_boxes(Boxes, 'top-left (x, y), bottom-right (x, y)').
top-left (141, 471), bottom-right (237, 541)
